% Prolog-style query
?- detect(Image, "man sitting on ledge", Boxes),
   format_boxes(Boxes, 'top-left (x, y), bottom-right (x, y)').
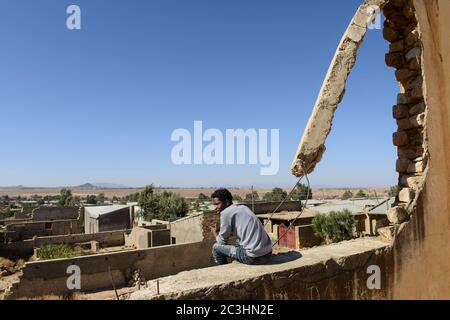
top-left (210, 188), bottom-right (272, 265)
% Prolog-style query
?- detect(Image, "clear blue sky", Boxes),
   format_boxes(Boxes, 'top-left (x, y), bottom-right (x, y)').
top-left (0, 0), bottom-right (398, 188)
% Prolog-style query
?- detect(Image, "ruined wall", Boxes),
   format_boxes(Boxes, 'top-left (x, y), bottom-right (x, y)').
top-left (3, 206), bottom-right (84, 241)
top-left (5, 218), bottom-right (84, 242)
top-left (0, 230), bottom-right (128, 257)
top-left (31, 207), bottom-right (81, 221)
top-left (6, 207), bottom-right (81, 223)
top-left (291, 0), bottom-right (387, 176)
top-left (169, 212), bottom-right (220, 244)
top-left (386, 0), bottom-right (450, 299)
top-left (6, 241), bottom-right (216, 299)
top-left (286, 0), bottom-right (450, 299)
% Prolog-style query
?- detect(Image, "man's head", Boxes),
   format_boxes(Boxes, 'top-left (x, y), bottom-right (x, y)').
top-left (211, 188), bottom-right (233, 214)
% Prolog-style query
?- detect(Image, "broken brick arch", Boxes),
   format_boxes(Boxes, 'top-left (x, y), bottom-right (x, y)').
top-left (291, 0), bottom-right (426, 228)
top-left (290, 0), bottom-right (450, 298)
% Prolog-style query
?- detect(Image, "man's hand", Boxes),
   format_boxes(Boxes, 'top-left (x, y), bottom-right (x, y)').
top-left (210, 224), bottom-right (219, 237)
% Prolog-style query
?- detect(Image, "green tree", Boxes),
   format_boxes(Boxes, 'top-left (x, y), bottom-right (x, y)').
top-left (159, 192), bottom-right (189, 220)
top-left (198, 193), bottom-right (208, 201)
top-left (124, 192), bottom-right (140, 202)
top-left (232, 194), bottom-right (242, 202)
top-left (244, 191), bottom-right (260, 201)
top-left (291, 183), bottom-right (313, 200)
top-left (138, 185), bottom-right (188, 221)
top-left (0, 205), bottom-right (14, 218)
top-left (96, 193), bottom-right (106, 204)
top-left (59, 188), bottom-right (73, 206)
top-left (72, 196), bottom-right (81, 205)
top-left (86, 195), bottom-right (98, 205)
top-left (341, 190), bottom-right (353, 200)
top-left (355, 190), bottom-right (366, 198)
top-left (192, 200), bottom-right (201, 211)
top-left (138, 185), bottom-right (159, 219)
top-left (388, 185), bottom-right (399, 197)
top-left (43, 195), bottom-right (51, 204)
top-left (263, 188), bottom-right (288, 202)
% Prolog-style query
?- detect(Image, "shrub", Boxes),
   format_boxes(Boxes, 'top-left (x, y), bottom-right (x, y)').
top-left (244, 191), bottom-right (260, 201)
top-left (59, 188), bottom-right (74, 206)
top-left (341, 190), bottom-right (353, 200)
top-left (312, 209), bottom-right (356, 244)
top-left (232, 194), bottom-right (242, 202)
top-left (37, 244), bottom-right (78, 260)
top-left (0, 205), bottom-right (14, 218)
top-left (291, 183), bottom-right (313, 200)
top-left (355, 190), bottom-right (367, 198)
top-left (388, 185), bottom-right (399, 197)
top-left (198, 193), bottom-right (208, 201)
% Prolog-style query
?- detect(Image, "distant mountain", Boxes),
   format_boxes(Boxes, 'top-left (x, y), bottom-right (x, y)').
top-left (75, 183), bottom-right (129, 189)
top-left (75, 183), bottom-right (98, 189)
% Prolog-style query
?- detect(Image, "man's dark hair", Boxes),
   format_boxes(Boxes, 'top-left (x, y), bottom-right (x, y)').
top-left (211, 188), bottom-right (233, 203)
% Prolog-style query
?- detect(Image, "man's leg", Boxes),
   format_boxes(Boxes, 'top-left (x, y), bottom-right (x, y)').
top-left (212, 243), bottom-right (236, 265)
top-left (234, 246), bottom-right (272, 265)
top-left (234, 245), bottom-right (256, 265)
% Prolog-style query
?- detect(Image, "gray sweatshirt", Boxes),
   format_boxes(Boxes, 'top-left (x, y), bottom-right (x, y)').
top-left (216, 204), bottom-right (273, 257)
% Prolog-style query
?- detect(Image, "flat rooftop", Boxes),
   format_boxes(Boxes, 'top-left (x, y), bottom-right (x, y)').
top-left (127, 237), bottom-right (388, 300)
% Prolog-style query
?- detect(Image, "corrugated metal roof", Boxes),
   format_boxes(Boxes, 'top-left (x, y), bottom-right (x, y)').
top-left (369, 197), bottom-right (395, 215)
top-left (257, 198), bottom-right (392, 221)
top-left (85, 205), bottom-right (129, 219)
top-left (257, 208), bottom-right (317, 220)
top-left (300, 200), bottom-right (326, 206)
top-left (310, 198), bottom-right (389, 214)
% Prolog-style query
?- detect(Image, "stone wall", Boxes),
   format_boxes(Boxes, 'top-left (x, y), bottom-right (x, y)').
top-left (284, 0), bottom-right (449, 299)
top-left (387, 0), bottom-right (450, 299)
top-left (0, 230), bottom-right (129, 257)
top-left (31, 207), bottom-right (81, 221)
top-left (384, 0), bottom-right (428, 224)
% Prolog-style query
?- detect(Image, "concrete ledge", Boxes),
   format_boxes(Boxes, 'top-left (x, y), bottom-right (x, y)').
top-left (128, 238), bottom-right (390, 300)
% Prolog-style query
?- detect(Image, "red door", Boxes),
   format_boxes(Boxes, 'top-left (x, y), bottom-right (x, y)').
top-left (278, 224), bottom-right (296, 249)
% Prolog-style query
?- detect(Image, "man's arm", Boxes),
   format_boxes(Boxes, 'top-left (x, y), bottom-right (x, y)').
top-left (215, 214), bottom-right (232, 245)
